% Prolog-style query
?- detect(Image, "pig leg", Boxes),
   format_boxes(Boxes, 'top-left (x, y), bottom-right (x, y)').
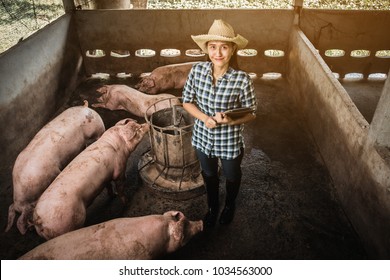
top-left (6, 203), bottom-right (34, 234)
top-left (113, 174), bottom-right (127, 205)
top-left (106, 182), bottom-right (116, 198)
top-left (105, 180), bottom-right (126, 205)
top-left (34, 199), bottom-right (87, 241)
top-left (16, 205), bottom-right (34, 234)
top-left (5, 204), bottom-right (16, 232)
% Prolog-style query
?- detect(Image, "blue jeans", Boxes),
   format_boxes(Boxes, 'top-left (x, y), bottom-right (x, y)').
top-left (196, 148), bottom-right (244, 182)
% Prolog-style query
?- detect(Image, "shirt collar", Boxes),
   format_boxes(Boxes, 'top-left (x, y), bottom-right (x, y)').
top-left (206, 62), bottom-right (235, 80)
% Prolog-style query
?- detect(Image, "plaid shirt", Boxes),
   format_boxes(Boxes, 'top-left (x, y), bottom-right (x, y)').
top-left (182, 62), bottom-right (257, 160)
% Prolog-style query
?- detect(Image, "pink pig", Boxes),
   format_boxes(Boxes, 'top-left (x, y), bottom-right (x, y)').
top-left (135, 61), bottom-right (199, 94)
top-left (32, 118), bottom-right (149, 240)
top-left (19, 211), bottom-right (203, 260)
top-left (92, 85), bottom-right (179, 117)
top-left (6, 102), bottom-right (105, 234)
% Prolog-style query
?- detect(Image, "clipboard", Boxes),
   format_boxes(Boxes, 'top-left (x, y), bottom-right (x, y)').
top-left (224, 106), bottom-right (256, 118)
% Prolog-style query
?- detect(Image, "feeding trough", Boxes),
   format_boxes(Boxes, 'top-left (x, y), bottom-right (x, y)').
top-left (138, 97), bottom-right (204, 200)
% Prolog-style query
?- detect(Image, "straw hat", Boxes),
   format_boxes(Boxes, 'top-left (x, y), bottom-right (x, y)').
top-left (191, 19), bottom-right (248, 54)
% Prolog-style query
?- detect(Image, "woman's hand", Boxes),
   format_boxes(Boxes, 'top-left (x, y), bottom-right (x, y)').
top-left (204, 116), bottom-right (218, 129)
top-left (215, 111), bottom-right (256, 126)
top-left (214, 112), bottom-right (231, 125)
top-left (183, 103), bottom-right (218, 129)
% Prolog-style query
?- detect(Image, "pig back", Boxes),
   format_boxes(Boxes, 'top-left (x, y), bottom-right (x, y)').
top-left (7, 105), bottom-right (105, 234)
top-left (13, 105), bottom-right (105, 188)
top-left (20, 217), bottom-right (162, 259)
top-left (20, 212), bottom-right (202, 260)
top-left (32, 119), bottom-right (145, 240)
top-left (136, 61), bottom-right (200, 94)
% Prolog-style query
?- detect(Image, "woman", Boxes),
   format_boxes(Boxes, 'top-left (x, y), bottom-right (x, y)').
top-left (182, 19), bottom-right (257, 228)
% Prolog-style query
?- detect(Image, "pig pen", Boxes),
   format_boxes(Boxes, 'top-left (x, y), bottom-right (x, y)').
top-left (1, 7), bottom-right (390, 259)
top-left (0, 74), bottom-right (367, 260)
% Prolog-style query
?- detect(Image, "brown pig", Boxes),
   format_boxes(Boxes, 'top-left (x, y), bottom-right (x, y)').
top-left (32, 118), bottom-right (149, 240)
top-left (20, 211), bottom-right (203, 260)
top-left (92, 85), bottom-right (179, 117)
top-left (6, 102), bottom-right (105, 235)
top-left (135, 61), bottom-right (200, 94)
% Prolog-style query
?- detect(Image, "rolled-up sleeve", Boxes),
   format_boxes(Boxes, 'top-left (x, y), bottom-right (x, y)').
top-left (240, 74), bottom-right (257, 111)
top-left (182, 67), bottom-right (196, 104)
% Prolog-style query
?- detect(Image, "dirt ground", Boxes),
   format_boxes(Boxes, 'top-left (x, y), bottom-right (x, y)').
top-left (1, 74), bottom-right (378, 260)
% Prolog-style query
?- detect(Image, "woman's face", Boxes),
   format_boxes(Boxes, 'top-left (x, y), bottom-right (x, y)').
top-left (207, 41), bottom-right (236, 69)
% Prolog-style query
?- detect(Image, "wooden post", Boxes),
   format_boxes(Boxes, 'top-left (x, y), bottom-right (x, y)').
top-left (132, 0), bottom-right (148, 9)
top-left (293, 0), bottom-right (303, 25)
top-left (62, 0), bottom-right (76, 13)
top-left (295, 0), bottom-right (303, 7)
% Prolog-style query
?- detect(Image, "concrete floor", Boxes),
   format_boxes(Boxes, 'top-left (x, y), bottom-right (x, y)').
top-left (1, 75), bottom-right (382, 260)
top-left (339, 77), bottom-right (385, 123)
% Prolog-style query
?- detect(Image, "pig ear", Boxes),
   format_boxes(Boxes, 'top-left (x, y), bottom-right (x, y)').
top-left (169, 220), bottom-right (184, 244)
top-left (115, 118), bottom-right (136, 126)
top-left (167, 210), bottom-right (180, 217)
top-left (96, 85), bottom-right (108, 95)
top-left (115, 119), bottom-right (127, 126)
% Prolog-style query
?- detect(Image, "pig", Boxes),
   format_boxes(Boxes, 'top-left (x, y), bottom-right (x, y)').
top-left (6, 101), bottom-right (105, 235)
top-left (32, 118), bottom-right (149, 240)
top-left (92, 84), bottom-right (180, 117)
top-left (20, 211), bottom-right (203, 260)
top-left (135, 61), bottom-right (200, 94)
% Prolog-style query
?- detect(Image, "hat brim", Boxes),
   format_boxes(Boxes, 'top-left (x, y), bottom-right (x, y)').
top-left (191, 34), bottom-right (248, 54)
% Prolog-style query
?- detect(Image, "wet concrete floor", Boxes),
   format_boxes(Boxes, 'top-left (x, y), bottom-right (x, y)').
top-left (0, 75), bottom-right (377, 260)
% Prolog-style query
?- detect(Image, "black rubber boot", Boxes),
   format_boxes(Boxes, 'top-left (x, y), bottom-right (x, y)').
top-left (202, 172), bottom-right (219, 228)
top-left (219, 178), bottom-right (240, 225)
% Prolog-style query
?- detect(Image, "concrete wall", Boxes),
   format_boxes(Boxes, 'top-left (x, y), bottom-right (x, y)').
top-left (287, 26), bottom-right (390, 258)
top-left (74, 9), bottom-right (294, 76)
top-left (1, 7), bottom-right (389, 258)
top-left (300, 9), bottom-right (390, 78)
top-left (369, 75), bottom-right (390, 162)
top-left (0, 14), bottom-right (83, 179)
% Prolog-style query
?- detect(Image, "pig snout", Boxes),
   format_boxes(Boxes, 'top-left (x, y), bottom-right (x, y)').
top-left (138, 123), bottom-right (150, 135)
top-left (166, 211), bottom-right (203, 253)
top-left (128, 122), bottom-right (150, 145)
top-left (182, 219), bottom-right (203, 247)
top-left (116, 119), bottom-right (150, 144)
top-left (135, 77), bottom-right (155, 93)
